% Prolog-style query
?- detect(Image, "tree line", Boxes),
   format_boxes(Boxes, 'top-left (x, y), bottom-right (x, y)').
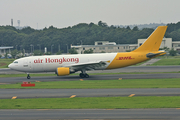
top-left (0, 21), bottom-right (180, 54)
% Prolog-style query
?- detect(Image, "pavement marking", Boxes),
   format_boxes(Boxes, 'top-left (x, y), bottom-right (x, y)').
top-left (70, 95), bottom-right (76, 98)
top-left (12, 96), bottom-right (17, 99)
top-left (128, 94), bottom-right (135, 97)
top-left (176, 108), bottom-right (180, 109)
top-left (37, 109), bottom-right (50, 111)
top-left (80, 79), bottom-right (83, 81)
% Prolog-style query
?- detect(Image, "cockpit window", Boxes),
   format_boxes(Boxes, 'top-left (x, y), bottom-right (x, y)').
top-left (14, 61), bottom-right (18, 63)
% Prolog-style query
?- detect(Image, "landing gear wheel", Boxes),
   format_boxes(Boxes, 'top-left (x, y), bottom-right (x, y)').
top-left (27, 74), bottom-right (31, 79)
top-left (79, 73), bottom-right (85, 78)
top-left (85, 74), bottom-right (89, 78)
top-left (79, 73), bottom-right (89, 78)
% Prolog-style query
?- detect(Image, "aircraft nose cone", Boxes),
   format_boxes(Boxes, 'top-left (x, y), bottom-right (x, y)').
top-left (8, 64), bottom-right (12, 69)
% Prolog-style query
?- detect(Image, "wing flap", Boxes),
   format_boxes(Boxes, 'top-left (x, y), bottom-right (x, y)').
top-left (66, 61), bottom-right (109, 71)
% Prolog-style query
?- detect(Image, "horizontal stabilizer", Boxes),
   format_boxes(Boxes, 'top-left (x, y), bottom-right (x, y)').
top-left (146, 51), bottom-right (166, 58)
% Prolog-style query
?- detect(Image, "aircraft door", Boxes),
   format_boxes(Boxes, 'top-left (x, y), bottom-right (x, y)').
top-left (23, 59), bottom-right (28, 68)
top-left (23, 59), bottom-right (33, 72)
top-left (29, 59), bottom-right (32, 71)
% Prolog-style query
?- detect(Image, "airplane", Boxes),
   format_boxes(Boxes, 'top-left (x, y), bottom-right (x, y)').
top-left (8, 26), bottom-right (167, 79)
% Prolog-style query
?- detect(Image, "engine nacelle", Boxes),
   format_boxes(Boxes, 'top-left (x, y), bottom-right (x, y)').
top-left (56, 67), bottom-right (70, 76)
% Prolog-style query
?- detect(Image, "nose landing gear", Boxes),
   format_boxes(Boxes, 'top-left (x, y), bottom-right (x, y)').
top-left (27, 74), bottom-right (31, 79)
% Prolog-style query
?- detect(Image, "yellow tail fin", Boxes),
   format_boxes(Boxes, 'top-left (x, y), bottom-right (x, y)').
top-left (133, 26), bottom-right (167, 52)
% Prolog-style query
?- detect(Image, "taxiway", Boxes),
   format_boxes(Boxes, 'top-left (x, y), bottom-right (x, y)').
top-left (0, 66), bottom-right (180, 119)
top-left (0, 88), bottom-right (180, 99)
top-left (1, 109), bottom-right (180, 120)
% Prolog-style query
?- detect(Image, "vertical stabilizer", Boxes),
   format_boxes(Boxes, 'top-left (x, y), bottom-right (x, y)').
top-left (133, 26), bottom-right (167, 52)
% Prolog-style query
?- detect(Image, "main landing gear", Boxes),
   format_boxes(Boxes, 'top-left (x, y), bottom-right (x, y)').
top-left (27, 74), bottom-right (31, 79)
top-left (79, 70), bottom-right (89, 78)
top-left (79, 73), bottom-right (89, 78)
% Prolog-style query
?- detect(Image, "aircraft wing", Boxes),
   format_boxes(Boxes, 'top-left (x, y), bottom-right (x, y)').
top-left (66, 61), bottom-right (109, 71)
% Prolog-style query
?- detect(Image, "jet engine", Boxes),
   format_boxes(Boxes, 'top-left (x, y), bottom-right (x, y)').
top-left (56, 67), bottom-right (70, 76)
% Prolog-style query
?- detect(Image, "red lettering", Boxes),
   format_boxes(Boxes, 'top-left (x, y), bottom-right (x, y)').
top-left (75, 58), bottom-right (79, 63)
top-left (71, 58), bottom-right (73, 62)
top-left (44, 57), bottom-right (79, 64)
top-left (63, 57), bottom-right (66, 62)
top-left (124, 57), bottom-right (128, 60)
top-left (117, 56), bottom-right (134, 60)
top-left (59, 59), bottom-right (63, 64)
top-left (119, 57), bottom-right (123, 60)
top-left (48, 58), bottom-right (51, 63)
top-left (51, 59), bottom-right (54, 63)
top-left (34, 60), bottom-right (37, 63)
top-left (54, 59), bottom-right (58, 62)
top-left (67, 58), bottom-right (70, 62)
top-left (34, 59), bottom-right (43, 63)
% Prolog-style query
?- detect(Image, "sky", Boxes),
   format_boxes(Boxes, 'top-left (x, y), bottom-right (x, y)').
top-left (0, 0), bottom-right (180, 29)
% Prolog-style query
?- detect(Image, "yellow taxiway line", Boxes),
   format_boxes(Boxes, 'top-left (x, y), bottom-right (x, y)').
top-left (70, 95), bottom-right (76, 98)
top-left (12, 96), bottom-right (17, 99)
top-left (128, 94), bottom-right (135, 97)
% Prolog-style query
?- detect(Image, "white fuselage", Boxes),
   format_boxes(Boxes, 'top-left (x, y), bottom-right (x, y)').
top-left (8, 53), bottom-right (117, 73)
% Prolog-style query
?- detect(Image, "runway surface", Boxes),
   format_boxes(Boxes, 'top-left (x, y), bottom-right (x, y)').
top-left (1, 109), bottom-right (180, 120)
top-left (1, 65), bottom-right (180, 74)
top-left (1, 88), bottom-right (180, 99)
top-left (1, 73), bottom-right (180, 84)
top-left (1, 65), bottom-right (180, 84)
top-left (1, 66), bottom-right (180, 119)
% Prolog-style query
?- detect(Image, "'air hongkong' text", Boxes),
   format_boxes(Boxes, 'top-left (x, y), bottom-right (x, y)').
top-left (34, 57), bottom-right (79, 64)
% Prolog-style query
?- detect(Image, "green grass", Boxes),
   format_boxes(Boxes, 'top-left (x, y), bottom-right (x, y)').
top-left (1, 78), bottom-right (180, 89)
top-left (156, 55), bottom-right (180, 59)
top-left (152, 58), bottom-right (180, 65)
top-left (1, 96), bottom-right (180, 109)
top-left (0, 59), bottom-right (14, 68)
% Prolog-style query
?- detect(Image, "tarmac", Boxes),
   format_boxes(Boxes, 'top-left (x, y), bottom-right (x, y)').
top-left (1, 64), bottom-right (180, 119)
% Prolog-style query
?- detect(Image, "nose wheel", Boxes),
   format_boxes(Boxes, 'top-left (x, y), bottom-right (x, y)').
top-left (27, 74), bottom-right (31, 79)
